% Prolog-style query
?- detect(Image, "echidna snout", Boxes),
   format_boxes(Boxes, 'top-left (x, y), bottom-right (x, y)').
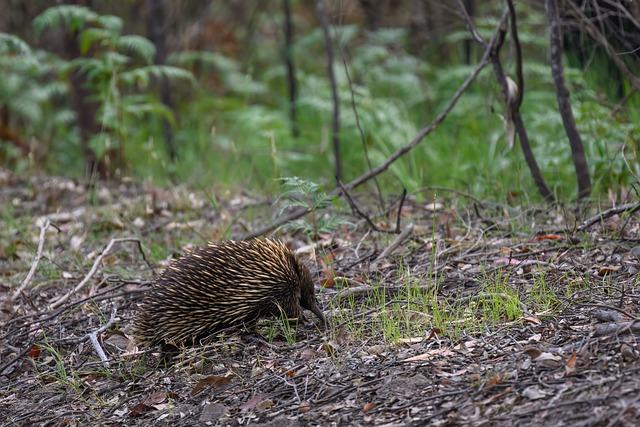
top-left (298, 264), bottom-right (327, 328)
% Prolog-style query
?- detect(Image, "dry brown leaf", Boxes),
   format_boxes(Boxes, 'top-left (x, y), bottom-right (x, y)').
top-left (565, 351), bottom-right (577, 376)
top-left (28, 345), bottom-right (41, 360)
top-left (524, 316), bottom-right (541, 325)
top-left (523, 348), bottom-right (542, 359)
top-left (191, 375), bottom-right (232, 396)
top-left (534, 234), bottom-right (563, 241)
top-left (362, 402), bottom-right (375, 413)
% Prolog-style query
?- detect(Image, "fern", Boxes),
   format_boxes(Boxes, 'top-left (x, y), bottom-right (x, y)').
top-left (116, 35), bottom-right (156, 64)
top-left (119, 65), bottom-right (196, 88)
top-left (0, 33), bottom-right (32, 55)
top-left (33, 5), bottom-right (99, 35)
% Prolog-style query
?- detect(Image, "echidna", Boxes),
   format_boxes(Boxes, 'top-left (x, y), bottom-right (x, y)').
top-left (135, 239), bottom-right (326, 346)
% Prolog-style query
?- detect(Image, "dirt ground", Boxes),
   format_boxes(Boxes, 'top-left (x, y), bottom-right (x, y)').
top-left (1, 172), bottom-right (639, 426)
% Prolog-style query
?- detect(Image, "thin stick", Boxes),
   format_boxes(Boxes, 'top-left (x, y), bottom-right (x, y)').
top-left (342, 54), bottom-right (385, 212)
top-left (241, 15), bottom-right (506, 241)
top-left (50, 237), bottom-right (151, 310)
top-left (372, 223), bottom-right (414, 266)
top-left (86, 306), bottom-right (118, 367)
top-left (578, 201), bottom-right (640, 232)
top-left (11, 219), bottom-right (50, 302)
top-left (395, 188), bottom-right (407, 233)
top-left (337, 179), bottom-right (380, 232)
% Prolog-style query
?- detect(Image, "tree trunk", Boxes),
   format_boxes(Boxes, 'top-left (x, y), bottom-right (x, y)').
top-left (545, 0), bottom-right (591, 199)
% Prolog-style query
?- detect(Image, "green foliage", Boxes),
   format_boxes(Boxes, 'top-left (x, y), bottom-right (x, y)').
top-left (2, 4), bottom-right (638, 202)
top-left (277, 177), bottom-right (343, 237)
top-left (0, 33), bottom-right (32, 55)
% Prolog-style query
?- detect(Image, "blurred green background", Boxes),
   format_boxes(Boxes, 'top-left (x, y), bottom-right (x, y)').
top-left (0, 1), bottom-right (638, 203)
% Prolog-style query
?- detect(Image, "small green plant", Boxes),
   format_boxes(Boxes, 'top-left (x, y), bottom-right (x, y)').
top-left (528, 272), bottom-right (559, 312)
top-left (476, 269), bottom-right (524, 323)
top-left (37, 340), bottom-right (83, 392)
top-left (277, 176), bottom-right (343, 238)
top-left (264, 305), bottom-right (298, 345)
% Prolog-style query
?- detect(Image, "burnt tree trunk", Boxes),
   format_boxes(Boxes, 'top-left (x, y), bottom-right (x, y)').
top-left (146, 0), bottom-right (177, 162)
top-left (545, 0), bottom-right (591, 199)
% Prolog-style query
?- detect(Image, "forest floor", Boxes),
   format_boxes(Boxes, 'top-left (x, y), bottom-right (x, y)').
top-left (1, 171), bottom-right (640, 426)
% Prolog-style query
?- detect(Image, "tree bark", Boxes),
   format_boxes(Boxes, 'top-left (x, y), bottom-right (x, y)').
top-left (545, 0), bottom-right (591, 199)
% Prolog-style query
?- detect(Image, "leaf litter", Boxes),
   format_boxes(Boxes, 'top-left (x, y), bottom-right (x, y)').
top-left (0, 172), bottom-right (639, 425)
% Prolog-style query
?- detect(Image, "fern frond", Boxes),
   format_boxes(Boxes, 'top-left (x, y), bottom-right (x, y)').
top-left (96, 15), bottom-right (123, 33)
top-left (0, 33), bottom-right (32, 55)
top-left (79, 28), bottom-right (112, 54)
top-left (33, 5), bottom-right (98, 35)
top-left (116, 35), bottom-right (156, 64)
top-left (119, 65), bottom-right (195, 88)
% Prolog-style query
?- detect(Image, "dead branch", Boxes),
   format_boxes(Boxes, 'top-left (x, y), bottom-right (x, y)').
top-left (593, 320), bottom-right (640, 337)
top-left (371, 223), bottom-right (414, 267)
top-left (457, 0), bottom-right (554, 202)
top-left (342, 54), bottom-right (385, 212)
top-left (545, 0), bottom-right (591, 199)
top-left (11, 219), bottom-right (50, 302)
top-left (86, 306), bottom-right (118, 367)
top-left (337, 179), bottom-right (381, 232)
top-left (241, 14), bottom-right (506, 240)
top-left (395, 188), bottom-right (407, 233)
top-left (50, 238), bottom-right (152, 310)
top-left (565, 1), bottom-right (640, 93)
top-left (577, 201), bottom-right (640, 231)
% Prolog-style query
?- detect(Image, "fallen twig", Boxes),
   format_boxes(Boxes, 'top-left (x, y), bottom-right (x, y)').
top-left (337, 179), bottom-right (381, 232)
top-left (371, 223), bottom-right (414, 267)
top-left (10, 219), bottom-right (50, 302)
top-left (577, 201), bottom-right (640, 232)
top-left (593, 320), bottom-right (640, 337)
top-left (395, 188), bottom-right (407, 233)
top-left (50, 237), bottom-right (151, 310)
top-left (86, 306), bottom-right (118, 367)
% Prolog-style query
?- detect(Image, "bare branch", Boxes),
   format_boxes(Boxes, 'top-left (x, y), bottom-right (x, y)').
top-left (456, 2), bottom-right (554, 201)
top-left (50, 237), bottom-right (151, 310)
top-left (565, 0), bottom-right (640, 92)
top-left (11, 219), bottom-right (50, 302)
top-left (241, 15), bottom-right (506, 240)
top-left (86, 306), bottom-right (118, 367)
top-left (342, 54), bottom-right (385, 212)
